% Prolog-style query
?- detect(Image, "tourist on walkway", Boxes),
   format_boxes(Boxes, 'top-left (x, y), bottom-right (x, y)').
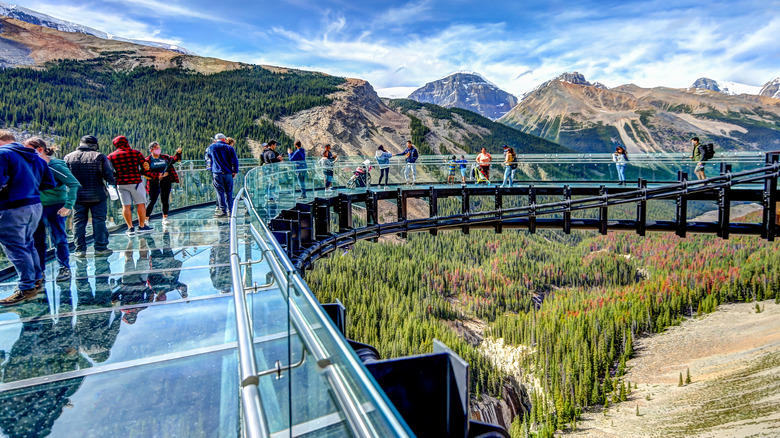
top-left (396, 140), bottom-right (419, 185)
top-left (27, 138), bottom-right (81, 282)
top-left (456, 155), bottom-right (468, 184)
top-left (690, 137), bottom-right (706, 180)
top-left (288, 140), bottom-right (308, 199)
top-left (206, 133), bottom-right (240, 216)
top-left (261, 140), bottom-right (283, 202)
top-left (319, 144), bottom-right (338, 192)
top-left (447, 155), bottom-right (458, 185)
top-left (64, 135), bottom-right (116, 258)
top-left (501, 146), bottom-right (517, 188)
top-left (375, 145), bottom-right (392, 188)
top-left (0, 130), bottom-right (56, 306)
top-left (476, 147), bottom-right (492, 184)
top-left (145, 141), bottom-right (182, 225)
top-left (109, 136), bottom-right (152, 236)
top-left (613, 146), bottom-right (628, 185)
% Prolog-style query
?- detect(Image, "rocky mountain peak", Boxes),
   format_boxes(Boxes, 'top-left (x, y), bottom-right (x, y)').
top-left (760, 77), bottom-right (780, 99)
top-left (408, 72), bottom-right (518, 120)
top-left (691, 77), bottom-right (722, 92)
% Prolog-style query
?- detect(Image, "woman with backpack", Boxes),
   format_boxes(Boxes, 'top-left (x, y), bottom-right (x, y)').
top-left (613, 146), bottom-right (628, 185)
top-left (145, 141), bottom-right (182, 225)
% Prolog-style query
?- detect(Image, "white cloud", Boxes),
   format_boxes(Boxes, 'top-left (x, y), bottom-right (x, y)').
top-left (115, 0), bottom-right (229, 22)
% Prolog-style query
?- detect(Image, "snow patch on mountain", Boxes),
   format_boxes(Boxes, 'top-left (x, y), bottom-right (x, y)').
top-left (0, 1), bottom-right (196, 55)
top-left (690, 77), bottom-right (761, 96)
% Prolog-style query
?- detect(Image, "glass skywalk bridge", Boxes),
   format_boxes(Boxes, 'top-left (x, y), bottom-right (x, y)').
top-left (0, 152), bottom-right (773, 437)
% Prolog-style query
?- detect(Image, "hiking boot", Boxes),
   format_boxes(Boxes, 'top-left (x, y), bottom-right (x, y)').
top-left (126, 227), bottom-right (136, 236)
top-left (56, 267), bottom-right (72, 282)
top-left (34, 278), bottom-right (45, 292)
top-left (75, 250), bottom-right (88, 258)
top-left (0, 288), bottom-right (40, 306)
top-left (137, 225), bottom-right (154, 234)
top-left (95, 248), bottom-right (113, 257)
top-left (214, 211), bottom-right (228, 218)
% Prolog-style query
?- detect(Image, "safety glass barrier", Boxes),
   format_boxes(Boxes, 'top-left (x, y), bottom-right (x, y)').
top-left (231, 187), bottom-right (411, 437)
top-left (0, 160), bottom-right (260, 273)
top-left (240, 152), bottom-right (769, 210)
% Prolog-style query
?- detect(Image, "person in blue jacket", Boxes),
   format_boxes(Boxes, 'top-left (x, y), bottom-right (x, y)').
top-left (288, 140), bottom-right (308, 199)
top-left (205, 133), bottom-right (239, 217)
top-left (396, 140), bottom-right (419, 185)
top-left (0, 130), bottom-right (56, 305)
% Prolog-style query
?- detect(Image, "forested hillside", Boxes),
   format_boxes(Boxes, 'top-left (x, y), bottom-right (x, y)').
top-left (0, 53), bottom-right (345, 158)
top-left (306, 216), bottom-right (780, 437)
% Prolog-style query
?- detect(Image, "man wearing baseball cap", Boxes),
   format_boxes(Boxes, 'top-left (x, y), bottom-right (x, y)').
top-left (205, 133), bottom-right (239, 217)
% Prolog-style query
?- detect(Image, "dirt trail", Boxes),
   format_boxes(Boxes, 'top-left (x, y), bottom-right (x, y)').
top-left (564, 300), bottom-right (780, 438)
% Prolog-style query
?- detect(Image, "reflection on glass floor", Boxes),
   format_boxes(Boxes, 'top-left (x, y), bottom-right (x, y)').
top-left (0, 206), bottom-right (294, 438)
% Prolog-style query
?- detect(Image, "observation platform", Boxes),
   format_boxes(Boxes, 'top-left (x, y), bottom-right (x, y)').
top-left (0, 152), bottom-right (777, 437)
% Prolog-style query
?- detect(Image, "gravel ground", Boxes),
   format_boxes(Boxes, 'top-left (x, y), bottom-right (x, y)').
top-left (563, 300), bottom-right (780, 438)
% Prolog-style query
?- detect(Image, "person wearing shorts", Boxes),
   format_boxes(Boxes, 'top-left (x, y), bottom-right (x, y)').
top-left (108, 136), bottom-right (152, 236)
top-left (456, 155), bottom-right (468, 184)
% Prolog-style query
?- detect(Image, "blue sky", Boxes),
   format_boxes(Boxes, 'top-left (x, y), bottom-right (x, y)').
top-left (18, 0), bottom-right (780, 97)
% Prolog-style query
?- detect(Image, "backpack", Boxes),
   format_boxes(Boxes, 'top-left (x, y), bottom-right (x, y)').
top-left (701, 143), bottom-right (715, 161)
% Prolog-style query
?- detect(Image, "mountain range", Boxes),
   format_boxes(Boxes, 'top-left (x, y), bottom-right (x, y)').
top-left (407, 72), bottom-right (518, 120)
top-left (0, 1), bottom-right (194, 55)
top-left (1, 4), bottom-right (779, 158)
top-left (499, 72), bottom-right (780, 153)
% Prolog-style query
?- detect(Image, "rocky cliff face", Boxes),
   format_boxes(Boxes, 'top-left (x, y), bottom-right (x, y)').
top-left (471, 378), bottom-right (531, 430)
top-left (408, 72), bottom-right (518, 119)
top-left (274, 78), bottom-right (412, 159)
top-left (500, 72), bottom-right (780, 153)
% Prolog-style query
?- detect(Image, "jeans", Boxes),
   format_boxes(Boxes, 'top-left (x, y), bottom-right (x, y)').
top-left (502, 167), bottom-right (516, 187)
top-left (213, 173), bottom-right (234, 213)
top-left (34, 203), bottom-right (70, 271)
top-left (147, 178), bottom-right (173, 216)
top-left (404, 163), bottom-right (417, 183)
top-left (74, 200), bottom-right (109, 252)
top-left (616, 164), bottom-right (626, 182)
top-left (295, 170), bottom-right (307, 197)
top-left (0, 203), bottom-right (43, 290)
top-left (378, 168), bottom-right (389, 186)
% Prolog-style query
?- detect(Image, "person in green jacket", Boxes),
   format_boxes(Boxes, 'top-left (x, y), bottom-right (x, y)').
top-left (690, 136), bottom-right (706, 180)
top-left (26, 138), bottom-right (82, 282)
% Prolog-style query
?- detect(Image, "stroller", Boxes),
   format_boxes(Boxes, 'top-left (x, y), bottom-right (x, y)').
top-left (471, 163), bottom-right (490, 185)
top-left (346, 160), bottom-right (373, 189)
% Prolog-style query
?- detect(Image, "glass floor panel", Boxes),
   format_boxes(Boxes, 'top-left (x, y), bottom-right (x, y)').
top-left (0, 348), bottom-right (240, 438)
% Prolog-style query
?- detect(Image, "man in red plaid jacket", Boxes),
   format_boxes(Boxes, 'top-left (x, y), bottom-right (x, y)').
top-left (108, 136), bottom-right (152, 236)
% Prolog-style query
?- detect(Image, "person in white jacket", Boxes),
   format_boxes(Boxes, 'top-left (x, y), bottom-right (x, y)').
top-left (375, 145), bottom-right (393, 188)
top-left (613, 146), bottom-right (628, 185)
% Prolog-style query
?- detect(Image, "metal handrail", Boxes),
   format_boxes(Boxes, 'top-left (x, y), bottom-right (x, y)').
top-left (229, 188), bottom-right (410, 437)
top-left (241, 191), bottom-right (410, 437)
top-left (230, 188), bottom-right (270, 438)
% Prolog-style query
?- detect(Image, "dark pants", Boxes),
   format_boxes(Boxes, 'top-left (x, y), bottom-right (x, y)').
top-left (213, 174), bottom-right (234, 214)
top-left (33, 203), bottom-right (70, 271)
top-left (147, 179), bottom-right (173, 216)
top-left (73, 200), bottom-right (109, 252)
top-left (295, 170), bottom-right (307, 197)
top-left (378, 168), bottom-right (389, 185)
top-left (0, 204), bottom-right (43, 290)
